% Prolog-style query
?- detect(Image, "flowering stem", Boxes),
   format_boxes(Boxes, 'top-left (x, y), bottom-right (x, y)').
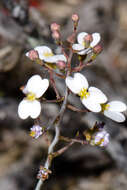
top-left (35, 87), bottom-right (69, 190)
top-left (49, 69), bottom-right (60, 99)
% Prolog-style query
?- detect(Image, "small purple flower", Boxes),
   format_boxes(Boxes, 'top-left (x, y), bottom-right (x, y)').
top-left (30, 125), bottom-right (42, 139)
top-left (94, 130), bottom-right (109, 147)
top-left (37, 166), bottom-right (51, 181)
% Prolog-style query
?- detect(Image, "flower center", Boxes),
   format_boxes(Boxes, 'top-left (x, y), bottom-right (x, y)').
top-left (30, 131), bottom-right (36, 138)
top-left (78, 88), bottom-right (90, 99)
top-left (94, 138), bottom-right (104, 146)
top-left (101, 104), bottom-right (110, 112)
top-left (43, 52), bottom-right (54, 57)
top-left (27, 92), bottom-right (36, 101)
top-left (82, 41), bottom-right (90, 49)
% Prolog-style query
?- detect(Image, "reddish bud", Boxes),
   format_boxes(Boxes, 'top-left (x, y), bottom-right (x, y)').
top-left (50, 23), bottom-right (60, 31)
top-left (52, 31), bottom-right (60, 40)
top-left (84, 34), bottom-right (93, 43)
top-left (28, 50), bottom-right (39, 61)
top-left (72, 14), bottom-right (79, 22)
top-left (93, 44), bottom-right (103, 54)
top-left (56, 61), bottom-right (66, 70)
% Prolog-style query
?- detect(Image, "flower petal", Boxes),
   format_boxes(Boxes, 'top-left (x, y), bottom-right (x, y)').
top-left (91, 33), bottom-right (101, 48)
top-left (108, 101), bottom-right (127, 112)
top-left (50, 54), bottom-right (67, 62)
top-left (81, 97), bottom-right (101, 112)
top-left (104, 110), bottom-right (126, 122)
top-left (44, 56), bottom-right (58, 63)
top-left (27, 75), bottom-right (49, 98)
top-left (77, 32), bottom-right (88, 44)
top-left (34, 46), bottom-right (53, 60)
top-left (74, 72), bottom-right (89, 88)
top-left (65, 73), bottom-right (88, 94)
top-left (77, 48), bottom-right (92, 55)
top-left (89, 87), bottom-right (107, 103)
top-left (18, 99), bottom-right (31, 119)
top-left (29, 100), bottom-right (41, 119)
top-left (72, 44), bottom-right (84, 51)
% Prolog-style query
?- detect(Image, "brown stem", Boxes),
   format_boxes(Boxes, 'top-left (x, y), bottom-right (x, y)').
top-left (67, 104), bottom-right (88, 113)
top-left (49, 69), bottom-right (60, 99)
top-left (60, 136), bottom-right (88, 145)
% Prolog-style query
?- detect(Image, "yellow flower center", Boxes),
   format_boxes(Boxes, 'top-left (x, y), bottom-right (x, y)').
top-left (78, 88), bottom-right (90, 99)
top-left (43, 52), bottom-right (54, 57)
top-left (27, 92), bottom-right (36, 101)
top-left (82, 41), bottom-right (90, 49)
top-left (30, 131), bottom-right (36, 137)
top-left (101, 104), bottom-right (110, 112)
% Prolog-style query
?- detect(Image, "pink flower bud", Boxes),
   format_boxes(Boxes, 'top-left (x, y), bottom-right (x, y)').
top-left (50, 23), bottom-right (60, 31)
top-left (52, 31), bottom-right (60, 40)
top-left (72, 14), bottom-right (79, 22)
top-left (93, 44), bottom-right (103, 54)
top-left (28, 50), bottom-right (39, 60)
top-left (56, 61), bottom-right (66, 70)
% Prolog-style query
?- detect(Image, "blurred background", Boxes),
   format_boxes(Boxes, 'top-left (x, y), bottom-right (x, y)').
top-left (0, 0), bottom-right (127, 189)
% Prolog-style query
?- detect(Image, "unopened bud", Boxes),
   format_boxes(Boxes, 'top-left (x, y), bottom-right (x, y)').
top-left (52, 31), bottom-right (60, 40)
top-left (56, 61), bottom-right (66, 70)
top-left (50, 23), bottom-right (60, 31)
top-left (27, 50), bottom-right (39, 61)
top-left (93, 44), bottom-right (103, 54)
top-left (72, 13), bottom-right (79, 22)
top-left (84, 34), bottom-right (93, 43)
top-left (72, 13), bottom-right (79, 30)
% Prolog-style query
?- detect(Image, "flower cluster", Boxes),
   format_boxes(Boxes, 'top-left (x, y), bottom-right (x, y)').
top-left (18, 14), bottom-right (127, 186)
top-left (65, 72), bottom-right (126, 122)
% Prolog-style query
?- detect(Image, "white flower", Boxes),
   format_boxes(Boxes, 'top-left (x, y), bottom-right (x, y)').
top-left (102, 101), bottom-right (127, 122)
top-left (18, 75), bottom-right (49, 119)
top-left (72, 32), bottom-right (101, 55)
top-left (65, 73), bottom-right (107, 112)
top-left (26, 46), bottom-right (67, 63)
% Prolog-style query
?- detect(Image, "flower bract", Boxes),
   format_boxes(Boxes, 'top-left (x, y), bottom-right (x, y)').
top-left (65, 72), bottom-right (107, 112)
top-left (18, 75), bottom-right (49, 119)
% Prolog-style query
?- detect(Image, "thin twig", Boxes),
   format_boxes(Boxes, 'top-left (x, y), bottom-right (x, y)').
top-left (49, 69), bottom-right (60, 99)
top-left (60, 136), bottom-right (88, 145)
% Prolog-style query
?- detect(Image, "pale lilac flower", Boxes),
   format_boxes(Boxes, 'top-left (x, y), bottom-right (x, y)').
top-left (72, 32), bottom-right (101, 55)
top-left (93, 130), bottom-right (109, 147)
top-left (18, 75), bottom-right (49, 119)
top-left (102, 101), bottom-right (127, 122)
top-left (65, 73), bottom-right (107, 112)
top-left (26, 46), bottom-right (67, 63)
top-left (30, 125), bottom-right (42, 139)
